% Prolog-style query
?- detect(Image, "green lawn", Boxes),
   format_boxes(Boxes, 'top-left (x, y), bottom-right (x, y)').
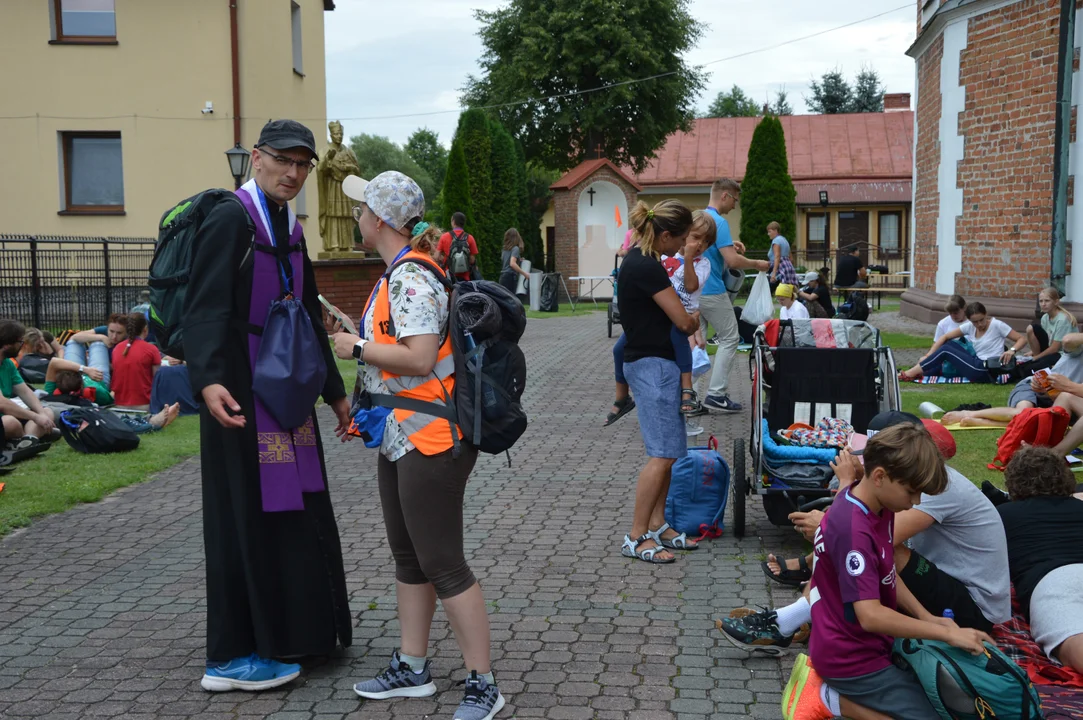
top-left (0, 415), bottom-right (201, 537)
top-left (898, 382), bottom-right (1010, 488)
top-left (880, 332), bottom-right (930, 349)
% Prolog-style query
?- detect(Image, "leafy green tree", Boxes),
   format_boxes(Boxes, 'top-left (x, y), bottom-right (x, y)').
top-left (348, 133), bottom-right (437, 206)
top-left (516, 140), bottom-right (548, 269)
top-left (771, 88), bottom-right (793, 116)
top-left (806, 68), bottom-right (853, 115)
top-left (849, 66), bottom-right (884, 113)
top-left (462, 0), bottom-right (706, 172)
top-left (705, 85), bottom-right (760, 118)
top-left (738, 115), bottom-right (796, 254)
top-left (405, 128), bottom-right (449, 191)
top-left (488, 122), bottom-right (520, 279)
top-left (440, 141), bottom-right (473, 236)
top-left (455, 109), bottom-right (495, 277)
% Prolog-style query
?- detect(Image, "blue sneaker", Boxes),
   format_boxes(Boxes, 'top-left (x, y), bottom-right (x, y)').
top-left (703, 394), bottom-right (742, 413)
top-left (201, 653), bottom-right (301, 692)
top-left (353, 651), bottom-right (437, 700)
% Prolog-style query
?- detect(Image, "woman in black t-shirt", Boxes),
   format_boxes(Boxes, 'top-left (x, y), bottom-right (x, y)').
top-left (618, 200), bottom-right (701, 564)
top-left (797, 270), bottom-right (834, 318)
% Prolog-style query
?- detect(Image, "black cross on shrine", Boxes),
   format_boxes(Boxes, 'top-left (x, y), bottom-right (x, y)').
top-left (587, 187), bottom-right (596, 206)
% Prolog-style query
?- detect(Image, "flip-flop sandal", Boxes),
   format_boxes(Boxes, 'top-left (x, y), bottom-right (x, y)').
top-left (620, 533), bottom-right (675, 564)
top-left (761, 554), bottom-right (811, 587)
top-left (650, 522), bottom-right (699, 551)
top-left (604, 396), bottom-right (635, 427)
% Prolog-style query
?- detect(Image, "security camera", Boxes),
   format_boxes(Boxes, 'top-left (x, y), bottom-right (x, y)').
top-left (201, 101), bottom-right (214, 115)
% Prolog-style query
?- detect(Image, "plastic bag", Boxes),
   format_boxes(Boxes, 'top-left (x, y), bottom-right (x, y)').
top-left (741, 272), bottom-right (774, 326)
top-left (692, 346), bottom-right (711, 378)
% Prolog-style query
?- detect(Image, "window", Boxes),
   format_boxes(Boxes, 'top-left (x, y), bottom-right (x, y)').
top-left (291, 1), bottom-right (304, 75)
top-left (60, 132), bottom-right (124, 213)
top-left (52, 0), bottom-right (116, 43)
top-left (879, 212), bottom-right (902, 255)
top-left (807, 213), bottom-right (829, 250)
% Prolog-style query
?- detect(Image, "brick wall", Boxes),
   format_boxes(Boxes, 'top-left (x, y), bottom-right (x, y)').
top-left (953, 0), bottom-right (1060, 299)
top-left (553, 169), bottom-right (639, 299)
top-left (914, 33), bottom-right (943, 291)
top-left (311, 257), bottom-right (385, 330)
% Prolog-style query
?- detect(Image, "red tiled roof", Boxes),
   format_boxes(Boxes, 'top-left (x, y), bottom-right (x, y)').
top-left (631, 112), bottom-right (914, 186)
top-left (551, 158), bottom-right (643, 192)
top-left (794, 180), bottom-right (912, 206)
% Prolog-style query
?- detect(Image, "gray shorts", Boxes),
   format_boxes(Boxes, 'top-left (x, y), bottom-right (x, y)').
top-left (1029, 563), bottom-right (1083, 660)
top-left (1008, 378), bottom-right (1041, 408)
top-left (623, 356), bottom-right (686, 459)
top-left (825, 664), bottom-right (937, 720)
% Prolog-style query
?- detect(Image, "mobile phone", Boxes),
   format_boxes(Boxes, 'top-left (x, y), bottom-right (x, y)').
top-left (318, 294), bottom-right (357, 335)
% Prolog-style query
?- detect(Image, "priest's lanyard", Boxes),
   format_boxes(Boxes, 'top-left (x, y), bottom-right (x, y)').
top-left (254, 184), bottom-right (293, 298)
top-left (360, 245), bottom-right (411, 339)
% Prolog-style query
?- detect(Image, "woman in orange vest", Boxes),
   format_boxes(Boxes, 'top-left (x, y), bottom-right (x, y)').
top-left (332, 171), bottom-right (504, 720)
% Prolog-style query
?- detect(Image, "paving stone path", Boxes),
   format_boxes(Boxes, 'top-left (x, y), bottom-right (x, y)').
top-left (0, 312), bottom-right (808, 719)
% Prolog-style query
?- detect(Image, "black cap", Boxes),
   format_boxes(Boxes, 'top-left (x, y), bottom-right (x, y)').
top-left (256, 119), bottom-right (318, 160)
top-left (867, 410), bottom-right (921, 433)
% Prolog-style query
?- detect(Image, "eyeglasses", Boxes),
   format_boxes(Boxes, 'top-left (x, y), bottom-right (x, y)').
top-left (257, 147), bottom-right (315, 173)
top-left (352, 204), bottom-right (366, 221)
top-left (724, 192), bottom-right (740, 204)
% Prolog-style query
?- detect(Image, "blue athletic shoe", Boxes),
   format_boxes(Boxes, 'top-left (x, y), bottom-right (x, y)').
top-left (200, 653), bottom-right (301, 692)
top-left (703, 394), bottom-right (742, 413)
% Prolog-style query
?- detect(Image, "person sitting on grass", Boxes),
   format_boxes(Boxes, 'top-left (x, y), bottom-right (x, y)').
top-left (1, 319), bottom-right (58, 448)
top-left (934, 294), bottom-right (967, 341)
top-left (797, 270), bottom-right (833, 318)
top-left (65, 313), bottom-right (128, 388)
top-left (14, 328), bottom-right (64, 384)
top-left (110, 312), bottom-right (162, 410)
top-left (781, 422), bottom-right (993, 720)
top-left (48, 366), bottom-right (179, 433)
top-left (901, 301), bottom-right (1025, 382)
top-left (999, 446), bottom-right (1083, 674)
top-left (1017, 286), bottom-right (1078, 377)
top-left (721, 414), bottom-right (1009, 659)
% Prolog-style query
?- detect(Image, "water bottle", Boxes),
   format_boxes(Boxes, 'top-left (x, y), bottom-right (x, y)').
top-left (464, 332), bottom-right (498, 413)
top-left (943, 609), bottom-right (954, 621)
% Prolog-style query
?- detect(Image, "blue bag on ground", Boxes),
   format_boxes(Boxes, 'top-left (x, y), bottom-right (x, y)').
top-left (252, 298), bottom-right (327, 430)
top-left (665, 437), bottom-right (730, 536)
top-left (892, 637), bottom-right (1043, 720)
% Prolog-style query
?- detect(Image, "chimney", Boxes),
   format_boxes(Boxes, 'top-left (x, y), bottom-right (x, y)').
top-left (883, 92), bottom-right (911, 112)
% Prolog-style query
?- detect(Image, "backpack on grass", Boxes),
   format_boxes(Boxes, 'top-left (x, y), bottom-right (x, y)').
top-left (148, 190), bottom-right (254, 360)
top-left (447, 229), bottom-right (472, 277)
top-left (665, 436), bottom-right (730, 537)
top-left (989, 406), bottom-right (1070, 471)
top-left (59, 408), bottom-right (140, 454)
top-left (372, 257), bottom-right (528, 457)
top-left (892, 637), bottom-right (1043, 720)
top-left (837, 291), bottom-right (869, 321)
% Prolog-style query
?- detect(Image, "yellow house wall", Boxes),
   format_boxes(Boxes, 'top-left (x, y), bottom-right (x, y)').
top-left (0, 0), bottom-right (329, 258)
top-left (794, 205), bottom-right (910, 252)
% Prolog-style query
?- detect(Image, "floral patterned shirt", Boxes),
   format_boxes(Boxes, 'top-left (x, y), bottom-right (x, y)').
top-left (360, 261), bottom-right (450, 461)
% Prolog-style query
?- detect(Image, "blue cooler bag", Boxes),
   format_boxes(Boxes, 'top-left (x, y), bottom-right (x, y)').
top-left (665, 437), bottom-right (730, 537)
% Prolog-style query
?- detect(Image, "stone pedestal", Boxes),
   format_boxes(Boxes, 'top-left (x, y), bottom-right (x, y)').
top-left (311, 256), bottom-right (385, 331)
top-left (317, 250), bottom-right (366, 261)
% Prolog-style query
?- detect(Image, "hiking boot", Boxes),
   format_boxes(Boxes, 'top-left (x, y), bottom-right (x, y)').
top-left (200, 654), bottom-right (301, 692)
top-left (454, 671), bottom-right (505, 720)
top-left (716, 607), bottom-right (804, 656)
top-left (703, 394), bottom-right (742, 414)
top-left (353, 651), bottom-right (437, 700)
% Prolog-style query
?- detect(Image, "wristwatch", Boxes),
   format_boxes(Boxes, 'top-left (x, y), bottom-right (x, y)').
top-left (352, 338), bottom-right (368, 361)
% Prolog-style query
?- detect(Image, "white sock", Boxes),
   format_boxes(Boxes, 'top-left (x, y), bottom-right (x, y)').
top-left (774, 596), bottom-right (811, 637)
top-left (399, 651), bottom-right (427, 674)
top-left (469, 670), bottom-right (496, 685)
top-left (819, 682), bottom-right (841, 715)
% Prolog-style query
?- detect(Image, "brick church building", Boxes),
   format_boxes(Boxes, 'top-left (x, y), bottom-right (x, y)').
top-left (902, 0), bottom-right (1082, 324)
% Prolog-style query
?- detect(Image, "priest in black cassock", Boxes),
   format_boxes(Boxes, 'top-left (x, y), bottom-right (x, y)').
top-left (183, 119), bottom-right (353, 693)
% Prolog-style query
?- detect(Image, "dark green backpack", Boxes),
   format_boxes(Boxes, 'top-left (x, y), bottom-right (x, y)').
top-left (148, 190), bottom-right (252, 360)
top-left (893, 638), bottom-right (1044, 719)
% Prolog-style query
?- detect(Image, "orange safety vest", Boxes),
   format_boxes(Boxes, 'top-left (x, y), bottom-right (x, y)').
top-left (372, 249), bottom-right (460, 455)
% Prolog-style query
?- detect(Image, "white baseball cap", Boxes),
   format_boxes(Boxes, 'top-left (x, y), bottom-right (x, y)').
top-left (342, 175), bottom-right (369, 201)
top-left (803, 271), bottom-right (820, 284)
top-left (342, 171), bottom-right (425, 231)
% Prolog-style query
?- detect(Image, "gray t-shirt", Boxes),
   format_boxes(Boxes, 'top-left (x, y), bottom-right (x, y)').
top-left (908, 467), bottom-right (1012, 624)
top-left (1051, 344), bottom-right (1083, 382)
top-left (771, 235), bottom-right (791, 259)
top-left (501, 246), bottom-right (521, 275)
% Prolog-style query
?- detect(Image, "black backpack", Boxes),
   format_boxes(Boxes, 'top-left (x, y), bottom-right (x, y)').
top-left (148, 190), bottom-right (253, 360)
top-left (58, 408), bottom-right (140, 454)
top-left (837, 291), bottom-right (869, 321)
top-left (371, 257), bottom-right (528, 457)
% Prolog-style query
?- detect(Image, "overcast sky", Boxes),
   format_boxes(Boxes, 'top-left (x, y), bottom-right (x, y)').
top-left (324, 0), bottom-right (917, 148)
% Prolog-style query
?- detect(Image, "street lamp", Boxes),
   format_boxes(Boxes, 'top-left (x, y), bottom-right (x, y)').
top-left (225, 143), bottom-right (251, 190)
top-left (819, 190), bottom-right (829, 207)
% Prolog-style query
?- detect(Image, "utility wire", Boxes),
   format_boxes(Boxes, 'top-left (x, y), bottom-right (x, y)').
top-left (0, 3), bottom-right (912, 124)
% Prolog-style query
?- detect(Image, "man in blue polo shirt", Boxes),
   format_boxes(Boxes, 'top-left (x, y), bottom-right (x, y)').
top-left (700, 178), bottom-right (770, 413)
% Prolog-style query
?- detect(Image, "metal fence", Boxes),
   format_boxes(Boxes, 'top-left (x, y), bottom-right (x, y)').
top-left (787, 246), bottom-right (911, 287)
top-left (0, 235), bottom-right (156, 333)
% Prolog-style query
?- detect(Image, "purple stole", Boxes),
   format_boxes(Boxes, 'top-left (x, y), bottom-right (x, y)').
top-left (235, 180), bottom-right (325, 512)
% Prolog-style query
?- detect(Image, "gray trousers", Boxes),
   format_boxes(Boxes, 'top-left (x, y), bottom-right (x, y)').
top-left (698, 293), bottom-right (738, 398)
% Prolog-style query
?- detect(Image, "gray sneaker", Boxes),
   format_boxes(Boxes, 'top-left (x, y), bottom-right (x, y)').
top-left (454, 671), bottom-right (505, 720)
top-left (353, 651), bottom-right (436, 700)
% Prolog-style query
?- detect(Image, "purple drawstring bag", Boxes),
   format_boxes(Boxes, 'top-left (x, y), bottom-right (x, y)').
top-left (252, 297), bottom-right (327, 430)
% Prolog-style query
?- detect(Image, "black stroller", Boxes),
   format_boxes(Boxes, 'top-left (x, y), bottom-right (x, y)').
top-left (731, 318), bottom-right (901, 537)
